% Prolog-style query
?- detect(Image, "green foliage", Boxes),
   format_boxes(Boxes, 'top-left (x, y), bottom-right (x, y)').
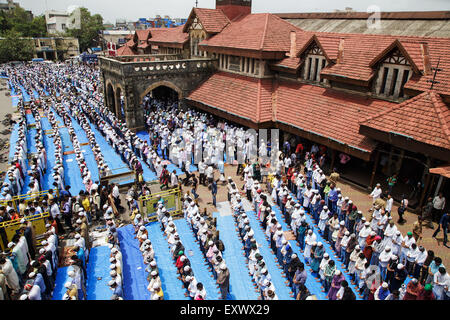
top-left (66, 7), bottom-right (104, 52)
top-left (0, 30), bottom-right (34, 62)
top-left (0, 6), bottom-right (47, 37)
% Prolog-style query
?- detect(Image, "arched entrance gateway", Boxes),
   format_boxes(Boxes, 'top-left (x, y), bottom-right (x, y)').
top-left (115, 86), bottom-right (125, 121)
top-left (140, 82), bottom-right (182, 119)
top-left (99, 55), bottom-right (216, 131)
top-left (106, 82), bottom-right (116, 115)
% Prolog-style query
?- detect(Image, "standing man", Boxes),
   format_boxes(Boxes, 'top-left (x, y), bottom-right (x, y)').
top-left (432, 192), bottom-right (446, 223)
top-left (432, 211), bottom-right (448, 248)
top-left (216, 264), bottom-right (230, 300)
top-left (211, 179), bottom-right (218, 207)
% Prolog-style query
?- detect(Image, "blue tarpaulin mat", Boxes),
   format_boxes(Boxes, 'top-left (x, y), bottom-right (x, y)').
top-left (173, 219), bottom-right (221, 300)
top-left (86, 246), bottom-right (113, 300)
top-left (117, 224), bottom-right (152, 300)
top-left (52, 266), bottom-right (70, 300)
top-left (145, 222), bottom-right (190, 300)
top-left (244, 209), bottom-right (295, 300)
top-left (213, 213), bottom-right (260, 300)
top-left (271, 200), bottom-right (361, 300)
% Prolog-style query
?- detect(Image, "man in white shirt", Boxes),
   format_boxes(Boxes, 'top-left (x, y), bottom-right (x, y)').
top-left (432, 192), bottom-right (446, 222)
top-left (370, 183), bottom-right (383, 204)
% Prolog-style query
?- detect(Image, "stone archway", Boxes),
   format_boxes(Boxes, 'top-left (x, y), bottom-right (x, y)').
top-left (105, 81), bottom-right (116, 115)
top-left (139, 81), bottom-right (183, 102)
top-left (115, 84), bottom-right (125, 120)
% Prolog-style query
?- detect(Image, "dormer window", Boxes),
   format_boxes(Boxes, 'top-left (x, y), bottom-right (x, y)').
top-left (301, 42), bottom-right (327, 83)
top-left (374, 48), bottom-right (413, 99)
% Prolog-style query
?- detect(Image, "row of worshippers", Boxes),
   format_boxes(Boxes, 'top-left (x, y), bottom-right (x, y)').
top-left (53, 101), bottom-right (94, 192)
top-left (131, 213), bottom-right (164, 300)
top-left (228, 183), bottom-right (281, 300)
top-left (62, 200), bottom-right (118, 300)
top-left (182, 194), bottom-right (230, 299)
top-left (265, 153), bottom-right (449, 300)
top-left (43, 102), bottom-right (65, 192)
top-left (104, 207), bottom-right (123, 300)
top-left (155, 198), bottom-right (210, 300)
top-left (0, 220), bottom-right (58, 300)
top-left (242, 177), bottom-right (330, 300)
top-left (63, 97), bottom-right (113, 179)
top-left (2, 101), bottom-right (28, 198)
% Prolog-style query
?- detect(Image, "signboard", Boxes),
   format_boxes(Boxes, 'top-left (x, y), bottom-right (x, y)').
top-left (100, 170), bottom-right (136, 187)
top-left (139, 187), bottom-right (182, 222)
top-left (0, 212), bottom-right (49, 251)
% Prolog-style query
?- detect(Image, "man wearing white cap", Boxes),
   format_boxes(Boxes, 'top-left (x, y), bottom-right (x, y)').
top-left (374, 282), bottom-right (390, 300)
top-left (0, 255), bottom-right (20, 294)
top-left (64, 281), bottom-right (78, 300)
top-left (216, 263), bottom-right (230, 300)
top-left (109, 279), bottom-right (123, 298)
top-left (150, 283), bottom-right (164, 300)
top-left (370, 183), bottom-right (383, 204)
top-left (68, 268), bottom-right (84, 300)
top-left (358, 222), bottom-right (372, 250)
top-left (147, 270), bottom-right (161, 294)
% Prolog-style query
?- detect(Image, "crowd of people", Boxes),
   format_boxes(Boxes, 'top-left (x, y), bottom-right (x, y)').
top-left (0, 60), bottom-right (448, 301)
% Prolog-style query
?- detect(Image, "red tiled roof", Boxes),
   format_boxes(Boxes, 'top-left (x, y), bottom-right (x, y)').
top-left (148, 26), bottom-right (189, 47)
top-left (135, 29), bottom-right (151, 42)
top-left (275, 81), bottom-right (396, 153)
top-left (360, 90), bottom-right (450, 150)
top-left (287, 31), bottom-right (450, 95)
top-left (186, 72), bottom-right (273, 123)
top-left (429, 165), bottom-right (450, 178)
top-left (191, 8), bottom-right (231, 34)
top-left (200, 13), bottom-right (301, 54)
top-left (116, 45), bottom-right (135, 56)
top-left (271, 57), bottom-right (301, 71)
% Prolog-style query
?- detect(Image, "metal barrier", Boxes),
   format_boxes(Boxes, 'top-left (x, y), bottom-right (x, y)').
top-left (0, 188), bottom-right (59, 213)
top-left (0, 211), bottom-right (49, 251)
top-left (139, 186), bottom-right (182, 222)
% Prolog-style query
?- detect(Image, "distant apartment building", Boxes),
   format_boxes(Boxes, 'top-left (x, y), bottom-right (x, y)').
top-left (45, 8), bottom-right (81, 34)
top-left (32, 37), bottom-right (80, 60)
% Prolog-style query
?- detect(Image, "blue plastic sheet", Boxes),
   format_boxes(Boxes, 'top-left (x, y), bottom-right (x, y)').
top-left (86, 246), bottom-right (113, 300)
top-left (214, 213), bottom-right (260, 300)
top-left (117, 224), bottom-right (152, 300)
top-left (173, 219), bottom-right (221, 300)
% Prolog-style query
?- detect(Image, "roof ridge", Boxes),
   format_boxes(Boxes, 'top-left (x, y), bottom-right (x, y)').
top-left (259, 13), bottom-right (270, 51)
top-left (359, 92), bottom-right (428, 124)
top-left (429, 91), bottom-right (450, 145)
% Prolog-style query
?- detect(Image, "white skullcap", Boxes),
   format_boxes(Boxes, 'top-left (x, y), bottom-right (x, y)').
top-left (382, 282), bottom-right (388, 288)
top-left (68, 270), bottom-right (75, 277)
top-left (75, 234), bottom-right (81, 239)
top-left (110, 270), bottom-right (117, 277)
top-left (397, 264), bottom-right (404, 269)
top-left (19, 294), bottom-right (28, 300)
top-left (39, 248), bottom-right (45, 254)
top-left (184, 266), bottom-right (190, 271)
top-left (29, 272), bottom-right (36, 278)
top-left (151, 271), bottom-right (157, 276)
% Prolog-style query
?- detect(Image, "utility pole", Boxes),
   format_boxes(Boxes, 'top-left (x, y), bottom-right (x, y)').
top-left (195, 0), bottom-right (199, 8)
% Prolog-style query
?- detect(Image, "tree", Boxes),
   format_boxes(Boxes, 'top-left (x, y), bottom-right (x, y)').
top-left (0, 6), bottom-right (47, 38)
top-left (67, 7), bottom-right (104, 52)
top-left (0, 30), bottom-right (34, 63)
